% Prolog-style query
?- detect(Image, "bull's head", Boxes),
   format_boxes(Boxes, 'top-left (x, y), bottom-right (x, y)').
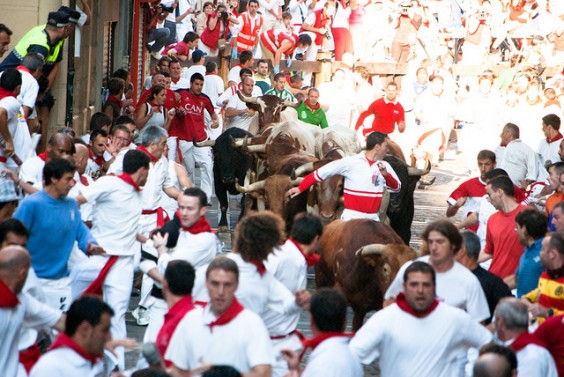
top-left (238, 93), bottom-right (299, 131)
top-left (235, 175), bottom-right (303, 216)
top-left (355, 243), bottom-right (417, 288)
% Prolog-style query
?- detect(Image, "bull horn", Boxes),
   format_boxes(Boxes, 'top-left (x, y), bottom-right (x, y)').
top-left (292, 162), bottom-right (314, 179)
top-left (245, 144), bottom-right (266, 153)
top-left (290, 177), bottom-right (304, 186)
top-left (235, 180), bottom-right (265, 193)
top-left (193, 139), bottom-right (216, 147)
top-left (283, 99), bottom-right (300, 108)
top-left (355, 244), bottom-right (388, 257)
top-left (238, 91), bottom-right (258, 104)
top-left (230, 135), bottom-right (248, 148)
top-left (407, 165), bottom-right (430, 176)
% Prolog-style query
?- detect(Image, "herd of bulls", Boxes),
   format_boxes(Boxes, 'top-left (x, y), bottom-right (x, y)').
top-left (195, 93), bottom-right (430, 324)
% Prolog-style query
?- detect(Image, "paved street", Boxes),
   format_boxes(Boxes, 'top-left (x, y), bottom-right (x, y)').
top-left (124, 145), bottom-right (472, 374)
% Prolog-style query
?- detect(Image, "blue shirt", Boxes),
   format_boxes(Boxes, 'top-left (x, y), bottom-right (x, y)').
top-left (515, 237), bottom-right (545, 298)
top-left (14, 190), bottom-right (97, 279)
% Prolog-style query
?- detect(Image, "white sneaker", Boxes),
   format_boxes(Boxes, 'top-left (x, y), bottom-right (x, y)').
top-left (132, 306), bottom-right (149, 326)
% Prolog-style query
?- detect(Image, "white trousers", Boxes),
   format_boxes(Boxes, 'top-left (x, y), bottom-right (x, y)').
top-left (341, 208), bottom-right (380, 221)
top-left (38, 276), bottom-right (72, 312)
top-left (71, 255), bottom-right (135, 371)
top-left (271, 334), bottom-right (303, 377)
top-left (179, 140), bottom-right (213, 200)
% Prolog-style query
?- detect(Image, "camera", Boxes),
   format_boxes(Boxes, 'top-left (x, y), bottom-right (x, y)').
top-left (161, 5), bottom-right (174, 13)
top-left (476, 10), bottom-right (490, 21)
top-left (295, 53), bottom-right (304, 61)
top-left (401, 6), bottom-right (410, 15)
top-left (220, 10), bottom-right (229, 20)
top-left (324, 31), bottom-right (331, 40)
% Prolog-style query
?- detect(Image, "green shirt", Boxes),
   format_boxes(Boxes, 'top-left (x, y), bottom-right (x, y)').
top-left (296, 102), bottom-right (329, 129)
top-left (264, 87), bottom-right (296, 102)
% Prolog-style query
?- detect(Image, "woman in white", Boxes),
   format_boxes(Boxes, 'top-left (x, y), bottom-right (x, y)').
top-left (135, 85), bottom-right (173, 130)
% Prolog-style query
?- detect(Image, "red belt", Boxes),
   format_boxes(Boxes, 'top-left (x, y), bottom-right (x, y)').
top-left (0, 156), bottom-right (7, 163)
top-left (142, 207), bottom-right (169, 227)
top-left (83, 255), bottom-right (119, 296)
top-left (270, 329), bottom-right (305, 340)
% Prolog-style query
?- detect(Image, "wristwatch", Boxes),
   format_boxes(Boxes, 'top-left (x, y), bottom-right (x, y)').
top-left (547, 308), bottom-right (554, 317)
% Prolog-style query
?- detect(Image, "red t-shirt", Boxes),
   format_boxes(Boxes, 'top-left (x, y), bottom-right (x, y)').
top-left (535, 315), bottom-right (564, 376)
top-left (162, 41), bottom-right (190, 57)
top-left (169, 89), bottom-right (214, 142)
top-left (357, 98), bottom-right (405, 135)
top-left (484, 204), bottom-right (528, 278)
top-left (155, 295), bottom-right (195, 367)
top-left (137, 88), bottom-right (177, 111)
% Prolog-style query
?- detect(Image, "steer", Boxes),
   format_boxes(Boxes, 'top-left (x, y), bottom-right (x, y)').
top-left (237, 93), bottom-right (299, 134)
top-left (315, 219), bottom-right (417, 330)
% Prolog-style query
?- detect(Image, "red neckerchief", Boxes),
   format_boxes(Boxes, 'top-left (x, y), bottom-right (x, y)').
top-left (79, 175), bottom-right (89, 186)
top-left (208, 298), bottom-right (245, 332)
top-left (395, 292), bottom-right (439, 318)
top-left (0, 87), bottom-right (16, 99)
top-left (38, 152), bottom-right (48, 161)
top-left (117, 173), bottom-right (142, 191)
top-left (16, 65), bottom-right (32, 75)
top-left (107, 95), bottom-right (123, 107)
top-left (300, 332), bottom-right (353, 360)
top-left (547, 133), bottom-right (563, 143)
top-left (289, 238), bottom-right (320, 267)
top-left (88, 148), bottom-right (105, 166)
top-left (510, 332), bottom-right (547, 352)
top-left (157, 295), bottom-right (195, 367)
top-left (205, 72), bottom-right (215, 76)
top-left (137, 144), bottom-right (159, 162)
top-left (365, 156), bottom-right (376, 166)
top-left (249, 259), bottom-right (266, 275)
top-left (305, 99), bottom-right (320, 111)
top-left (50, 333), bottom-right (99, 364)
top-left (147, 100), bottom-right (162, 113)
top-left (175, 212), bottom-right (212, 234)
top-left (0, 279), bottom-right (19, 307)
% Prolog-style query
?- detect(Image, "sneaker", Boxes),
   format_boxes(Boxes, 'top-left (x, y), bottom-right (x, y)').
top-left (132, 306), bottom-right (149, 326)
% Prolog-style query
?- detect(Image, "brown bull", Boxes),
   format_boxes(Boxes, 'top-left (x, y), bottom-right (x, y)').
top-left (237, 93), bottom-right (299, 134)
top-left (315, 219), bottom-right (417, 330)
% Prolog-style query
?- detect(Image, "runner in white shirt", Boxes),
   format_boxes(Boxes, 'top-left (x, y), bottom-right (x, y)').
top-left (165, 256), bottom-right (274, 376)
top-left (30, 296), bottom-right (114, 377)
top-left (202, 61), bottom-right (225, 140)
top-left (384, 220), bottom-right (490, 323)
top-left (73, 149), bottom-right (149, 370)
top-left (0, 246), bottom-right (64, 377)
top-left (351, 262), bottom-right (492, 377)
top-left (0, 68), bottom-right (25, 172)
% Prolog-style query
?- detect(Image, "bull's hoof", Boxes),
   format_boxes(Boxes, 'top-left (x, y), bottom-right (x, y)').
top-left (217, 225), bottom-right (229, 233)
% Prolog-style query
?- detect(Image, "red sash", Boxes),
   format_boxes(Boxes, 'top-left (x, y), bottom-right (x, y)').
top-left (50, 333), bottom-right (99, 364)
top-left (142, 207), bottom-right (170, 227)
top-left (510, 332), bottom-right (548, 352)
top-left (289, 238), bottom-right (320, 267)
top-left (138, 144), bottom-right (159, 162)
top-left (0, 87), bottom-right (16, 99)
top-left (82, 256), bottom-right (119, 296)
top-left (88, 149), bottom-right (105, 167)
top-left (299, 332), bottom-right (353, 360)
top-left (395, 292), bottom-right (439, 318)
top-left (79, 175), bottom-right (90, 186)
top-left (117, 173), bottom-right (142, 191)
top-left (249, 259), bottom-right (266, 276)
top-left (18, 343), bottom-right (41, 373)
top-left (208, 298), bottom-right (245, 332)
top-left (0, 279), bottom-right (19, 307)
top-left (177, 211), bottom-right (212, 233)
top-left (38, 152), bottom-right (48, 161)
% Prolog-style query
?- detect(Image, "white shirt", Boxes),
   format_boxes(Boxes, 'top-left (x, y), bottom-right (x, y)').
top-left (106, 144), bottom-right (137, 176)
top-left (385, 256), bottom-right (490, 322)
top-left (141, 155), bottom-right (173, 211)
top-left (0, 97), bottom-right (23, 163)
top-left (349, 302), bottom-right (492, 377)
top-left (303, 337), bottom-right (362, 377)
top-left (68, 172), bottom-right (95, 221)
top-left (15, 69), bottom-right (39, 110)
top-left (82, 175), bottom-right (142, 256)
top-left (19, 155), bottom-right (45, 186)
top-left (29, 347), bottom-right (104, 377)
top-left (496, 139), bottom-right (539, 185)
top-left (318, 80), bottom-right (356, 128)
top-left (537, 137), bottom-right (562, 166)
top-left (263, 240), bottom-right (307, 336)
top-left (258, 0), bottom-right (283, 21)
top-left (202, 74), bottom-right (225, 110)
top-left (505, 339), bottom-right (558, 377)
top-left (0, 292), bottom-right (61, 377)
top-left (181, 65), bottom-right (206, 82)
top-left (170, 77), bottom-right (190, 91)
top-left (216, 85), bottom-right (263, 107)
top-left (227, 66), bottom-right (242, 85)
top-left (226, 94), bottom-right (258, 132)
top-left (165, 305), bottom-right (275, 373)
top-left (158, 228), bottom-right (219, 271)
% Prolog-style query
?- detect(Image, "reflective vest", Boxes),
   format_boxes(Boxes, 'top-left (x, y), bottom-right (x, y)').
top-left (260, 29), bottom-right (299, 57)
top-left (236, 12), bottom-right (263, 52)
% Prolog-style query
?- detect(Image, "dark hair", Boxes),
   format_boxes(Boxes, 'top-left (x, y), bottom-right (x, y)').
top-left (114, 115), bottom-right (137, 128)
top-left (182, 187), bottom-right (208, 208)
top-left (165, 260), bottom-right (195, 296)
top-left (487, 176), bottom-right (514, 197)
top-left (477, 149), bottom-right (496, 163)
top-left (547, 232), bottom-right (564, 257)
top-left (183, 31), bottom-right (199, 43)
top-left (503, 123), bottom-right (520, 139)
top-left (515, 208), bottom-right (547, 240)
top-left (131, 368), bottom-right (171, 377)
top-left (158, 56), bottom-right (172, 68)
top-left (0, 219), bottom-right (29, 245)
top-left (205, 61), bottom-right (217, 73)
top-left (89, 112), bottom-right (112, 132)
top-left (239, 50), bottom-right (253, 65)
top-left (112, 68), bottom-right (130, 81)
top-left (123, 149), bottom-right (150, 175)
top-left (461, 230), bottom-right (481, 261)
top-left (90, 129), bottom-right (108, 142)
top-left (290, 213), bottom-right (323, 244)
top-left (366, 131), bottom-right (388, 150)
top-left (107, 77), bottom-right (125, 95)
top-left (239, 68), bottom-right (253, 79)
top-left (202, 365), bottom-right (242, 377)
top-left (290, 74), bottom-right (303, 84)
top-left (297, 33), bottom-right (312, 47)
top-left (234, 211), bottom-right (285, 262)
top-left (111, 124), bottom-right (131, 137)
top-left (0, 68), bottom-right (22, 91)
top-left (310, 288), bottom-right (347, 332)
top-left (256, 59), bottom-right (268, 67)
top-left (206, 256), bottom-right (239, 280)
top-left (65, 295), bottom-right (114, 337)
top-left (403, 261), bottom-right (436, 284)
top-left (0, 24), bottom-right (13, 36)
top-left (148, 85), bottom-right (166, 101)
top-left (543, 114), bottom-right (561, 131)
top-left (191, 72), bottom-right (204, 83)
top-left (476, 344), bottom-right (517, 377)
top-left (44, 158), bottom-right (76, 186)
top-left (484, 168), bottom-right (509, 181)
top-left (273, 73), bottom-right (285, 82)
top-left (421, 220), bottom-right (463, 254)
top-left (553, 200), bottom-right (564, 215)
top-left (248, 0), bottom-right (259, 6)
